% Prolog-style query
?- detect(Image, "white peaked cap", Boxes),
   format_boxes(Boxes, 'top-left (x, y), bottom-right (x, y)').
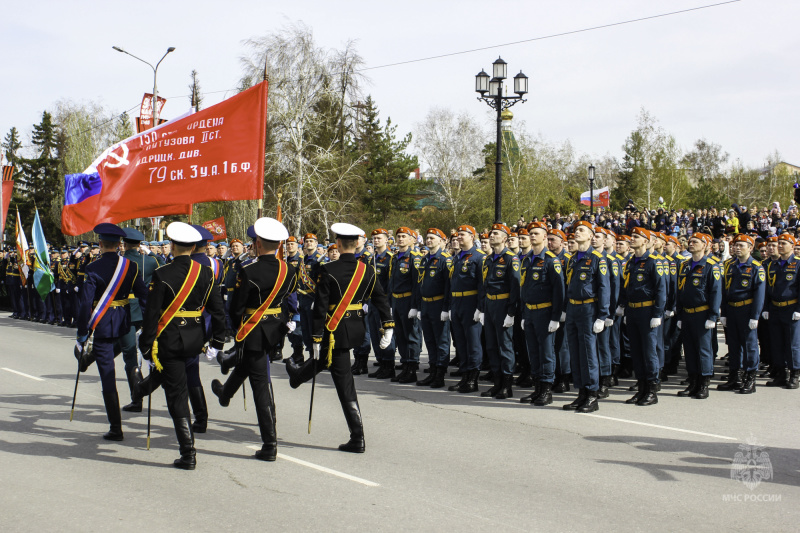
top-left (254, 217), bottom-right (289, 241)
top-left (331, 223), bottom-right (364, 238)
top-left (167, 222), bottom-right (202, 244)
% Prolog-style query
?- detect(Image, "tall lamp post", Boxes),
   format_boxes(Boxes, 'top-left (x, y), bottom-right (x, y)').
top-left (112, 45), bottom-right (176, 133)
top-left (588, 164), bottom-right (596, 218)
top-left (476, 57), bottom-right (528, 223)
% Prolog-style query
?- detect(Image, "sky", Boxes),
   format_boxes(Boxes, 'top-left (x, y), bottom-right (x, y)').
top-left (2, 0), bottom-right (798, 168)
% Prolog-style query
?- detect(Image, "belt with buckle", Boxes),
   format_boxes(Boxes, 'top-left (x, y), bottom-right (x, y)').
top-left (327, 303), bottom-right (363, 312)
top-left (244, 308), bottom-right (282, 319)
top-left (683, 305), bottom-right (710, 314)
top-left (392, 292), bottom-right (412, 299)
top-left (487, 293), bottom-right (509, 300)
top-left (728, 299), bottom-right (753, 308)
top-left (525, 302), bottom-right (552, 310)
top-left (772, 299), bottom-right (798, 307)
top-left (569, 298), bottom-right (595, 305)
top-left (451, 290), bottom-right (477, 297)
top-left (422, 295), bottom-right (444, 302)
top-left (629, 300), bottom-right (654, 308)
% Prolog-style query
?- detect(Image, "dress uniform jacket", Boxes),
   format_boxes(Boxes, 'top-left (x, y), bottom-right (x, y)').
top-left (123, 249), bottom-right (160, 324)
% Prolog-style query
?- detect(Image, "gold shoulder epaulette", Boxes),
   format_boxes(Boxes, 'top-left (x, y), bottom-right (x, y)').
top-left (546, 251), bottom-right (556, 258)
top-left (592, 250), bottom-right (603, 258)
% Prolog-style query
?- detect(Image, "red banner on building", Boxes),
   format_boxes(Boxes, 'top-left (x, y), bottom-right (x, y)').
top-left (138, 93), bottom-right (167, 132)
top-left (202, 216), bottom-right (227, 242)
top-left (62, 81), bottom-right (269, 236)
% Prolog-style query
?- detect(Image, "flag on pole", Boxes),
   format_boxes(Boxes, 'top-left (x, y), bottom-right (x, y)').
top-left (201, 216), bottom-right (227, 242)
top-left (31, 209), bottom-right (54, 300)
top-left (1, 165), bottom-right (14, 237)
top-left (61, 81), bottom-right (269, 236)
top-left (15, 208), bottom-right (29, 286)
top-left (580, 186), bottom-right (610, 208)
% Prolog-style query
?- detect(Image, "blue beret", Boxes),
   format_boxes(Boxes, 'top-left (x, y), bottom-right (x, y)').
top-left (208, 242), bottom-right (218, 247)
top-left (218, 241), bottom-right (228, 247)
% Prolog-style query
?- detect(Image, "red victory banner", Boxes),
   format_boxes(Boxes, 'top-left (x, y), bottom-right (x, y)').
top-left (137, 93), bottom-right (167, 132)
top-left (202, 216), bottom-right (227, 242)
top-left (1, 166), bottom-right (14, 236)
top-left (62, 81), bottom-right (269, 236)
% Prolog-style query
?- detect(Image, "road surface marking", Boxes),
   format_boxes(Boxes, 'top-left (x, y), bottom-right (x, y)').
top-left (2, 367), bottom-right (44, 381)
top-left (246, 446), bottom-right (380, 487)
top-left (582, 413), bottom-right (737, 440)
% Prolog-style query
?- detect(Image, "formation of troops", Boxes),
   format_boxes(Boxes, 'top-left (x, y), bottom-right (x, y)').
top-left (2, 216), bottom-right (799, 470)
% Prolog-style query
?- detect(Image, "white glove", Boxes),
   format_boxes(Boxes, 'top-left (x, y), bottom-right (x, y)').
top-left (749, 319), bottom-right (758, 330)
top-left (615, 306), bottom-right (624, 317)
top-left (416, 310), bottom-right (422, 320)
top-left (310, 302), bottom-right (314, 310)
top-left (793, 312), bottom-right (800, 321)
top-left (503, 315), bottom-right (514, 328)
top-left (223, 294), bottom-right (227, 301)
top-left (363, 303), bottom-right (369, 314)
top-left (479, 313), bottom-right (485, 326)
top-left (520, 319), bottom-right (525, 331)
top-left (623, 316), bottom-right (627, 325)
top-left (74, 341), bottom-right (84, 354)
top-left (313, 343), bottom-right (321, 359)
top-left (286, 321), bottom-right (296, 333)
top-left (409, 308), bottom-right (418, 320)
top-left (440, 311), bottom-right (450, 322)
top-left (665, 310), bottom-right (674, 318)
top-left (677, 320), bottom-right (682, 330)
top-left (74, 286), bottom-right (79, 293)
top-left (604, 318), bottom-right (614, 328)
top-left (720, 317), bottom-right (727, 327)
top-left (650, 317), bottom-right (662, 329)
top-left (473, 309), bottom-right (481, 323)
top-left (548, 320), bottom-right (560, 333)
top-left (560, 311), bottom-right (566, 323)
top-left (762, 311), bottom-right (769, 320)
top-left (704, 320), bottom-right (716, 330)
top-left (206, 346), bottom-right (219, 360)
top-left (592, 319), bottom-right (605, 333)
top-left (379, 328), bottom-right (393, 349)
top-left (55, 288), bottom-right (60, 294)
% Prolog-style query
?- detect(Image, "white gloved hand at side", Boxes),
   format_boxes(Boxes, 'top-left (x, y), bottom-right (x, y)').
top-left (416, 310), bottom-right (422, 320)
top-left (363, 303), bottom-right (369, 314)
top-left (793, 312), bottom-right (800, 321)
top-left (479, 313), bottom-right (485, 326)
top-left (520, 319), bottom-right (525, 331)
top-left (664, 310), bottom-right (674, 318)
top-left (560, 311), bottom-right (566, 323)
top-left (604, 318), bottom-right (614, 328)
top-left (313, 343), bottom-right (321, 360)
top-left (704, 320), bottom-right (716, 330)
top-left (548, 320), bottom-right (560, 333)
top-left (440, 311), bottom-right (450, 322)
top-left (206, 346), bottom-right (219, 359)
top-left (74, 286), bottom-right (79, 293)
top-left (592, 319), bottom-right (605, 333)
top-left (749, 319), bottom-right (758, 330)
top-left (286, 321), bottom-right (296, 333)
top-left (650, 317), bottom-right (662, 329)
top-left (55, 288), bottom-right (60, 294)
top-left (409, 308), bottom-right (418, 320)
top-left (615, 306), bottom-right (624, 317)
top-left (379, 328), bottom-right (393, 349)
top-left (720, 317), bottom-right (727, 327)
top-left (677, 320), bottom-right (682, 330)
top-left (473, 309), bottom-right (481, 323)
top-left (502, 315), bottom-right (514, 328)
top-left (762, 311), bottom-right (769, 320)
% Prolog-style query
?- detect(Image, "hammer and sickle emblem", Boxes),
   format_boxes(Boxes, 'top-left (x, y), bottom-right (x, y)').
top-left (104, 143), bottom-right (130, 168)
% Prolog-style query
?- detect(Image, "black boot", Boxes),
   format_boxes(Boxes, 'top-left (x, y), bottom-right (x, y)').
top-left (765, 368), bottom-right (787, 387)
top-left (122, 367), bottom-right (143, 412)
top-left (338, 400), bottom-right (365, 453)
top-left (576, 389), bottom-right (599, 413)
top-left (515, 372), bottom-right (534, 388)
top-left (391, 363), bottom-right (408, 382)
top-left (552, 374), bottom-right (567, 393)
top-left (785, 370), bottom-right (800, 389)
top-left (693, 376), bottom-right (710, 399)
top-left (398, 363), bottom-right (418, 384)
top-left (373, 360), bottom-right (395, 380)
top-left (217, 348), bottom-right (241, 375)
top-left (659, 369), bottom-right (669, 383)
top-left (173, 417), bottom-right (196, 470)
top-left (457, 370), bottom-right (480, 393)
top-left (448, 354), bottom-right (460, 367)
top-left (352, 356), bottom-right (368, 376)
top-left (533, 381), bottom-right (553, 406)
top-left (636, 381), bottom-right (659, 406)
top-left (495, 374), bottom-right (514, 400)
top-left (625, 380), bottom-right (645, 404)
top-left (738, 370), bottom-right (757, 394)
top-left (563, 387), bottom-right (588, 410)
top-left (598, 375), bottom-right (610, 399)
top-left (101, 390), bottom-right (124, 441)
top-left (611, 364), bottom-right (619, 386)
top-left (211, 379), bottom-right (230, 407)
top-left (254, 389), bottom-right (277, 462)
top-left (286, 358), bottom-right (321, 389)
top-left (188, 386), bottom-right (208, 433)
top-left (677, 375), bottom-right (698, 397)
top-left (481, 374), bottom-right (502, 397)
top-left (448, 371), bottom-right (468, 391)
top-left (520, 381), bottom-right (541, 403)
top-left (430, 367), bottom-right (446, 389)
top-left (717, 370), bottom-right (743, 391)
top-left (479, 370), bottom-right (494, 382)
top-left (416, 366), bottom-right (436, 386)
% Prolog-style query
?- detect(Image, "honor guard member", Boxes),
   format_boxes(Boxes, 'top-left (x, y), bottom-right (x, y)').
top-left (297, 233), bottom-right (324, 362)
top-left (118, 228), bottom-right (160, 412)
top-left (676, 233), bottom-right (722, 399)
top-left (366, 229), bottom-right (395, 377)
top-left (75, 223), bottom-right (148, 441)
top-left (211, 218), bottom-right (298, 461)
top-left (65, 248), bottom-right (80, 326)
top-left (562, 221), bottom-right (610, 413)
top-left (519, 222), bottom-right (564, 406)
top-left (5, 249), bottom-right (23, 319)
top-left (548, 228), bottom-right (572, 392)
top-left (351, 233), bottom-right (374, 374)
top-left (415, 228), bottom-right (453, 388)
top-left (764, 233), bottom-right (800, 389)
top-left (719, 234), bottom-right (765, 394)
top-left (76, 241), bottom-right (90, 293)
top-left (286, 223), bottom-right (394, 453)
top-left (222, 239), bottom-right (247, 339)
top-left (282, 236), bottom-right (305, 364)
top-left (616, 228), bottom-right (666, 406)
top-left (385, 227), bottom-right (424, 383)
top-left (138, 222), bottom-right (225, 469)
top-left (480, 223), bottom-right (521, 400)
top-left (445, 225), bottom-right (485, 393)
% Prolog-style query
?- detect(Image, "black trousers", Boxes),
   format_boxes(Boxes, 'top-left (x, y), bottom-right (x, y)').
top-left (225, 349), bottom-right (276, 444)
top-left (159, 353), bottom-right (193, 420)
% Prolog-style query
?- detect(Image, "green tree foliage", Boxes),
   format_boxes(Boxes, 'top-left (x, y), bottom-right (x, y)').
top-left (188, 69), bottom-right (203, 111)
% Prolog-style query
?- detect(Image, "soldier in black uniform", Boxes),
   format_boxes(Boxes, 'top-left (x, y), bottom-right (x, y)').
top-left (211, 218), bottom-right (298, 461)
top-left (286, 223), bottom-right (394, 453)
top-left (138, 222), bottom-right (226, 470)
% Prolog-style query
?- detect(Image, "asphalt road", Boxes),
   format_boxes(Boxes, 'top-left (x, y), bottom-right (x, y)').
top-left (1, 316), bottom-right (798, 532)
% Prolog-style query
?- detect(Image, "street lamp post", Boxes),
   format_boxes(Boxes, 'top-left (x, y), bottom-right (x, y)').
top-left (112, 45), bottom-right (176, 132)
top-left (588, 164), bottom-right (596, 218)
top-left (475, 57), bottom-right (528, 223)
